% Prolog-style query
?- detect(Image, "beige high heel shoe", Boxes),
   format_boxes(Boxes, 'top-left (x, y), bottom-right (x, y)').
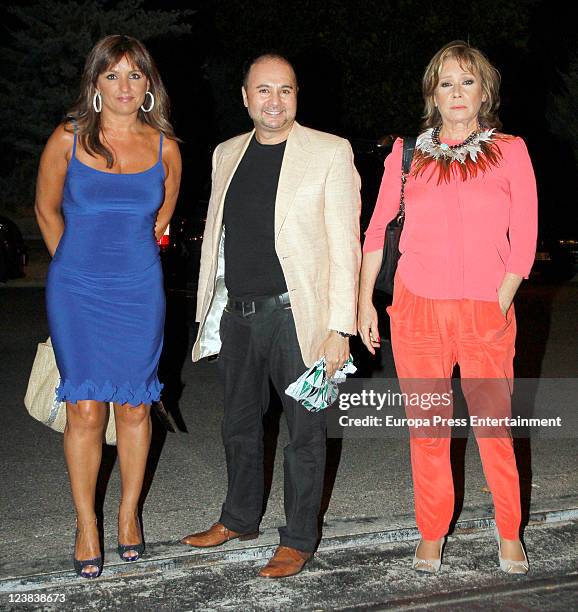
top-left (412, 537), bottom-right (445, 573)
top-left (495, 527), bottom-right (529, 575)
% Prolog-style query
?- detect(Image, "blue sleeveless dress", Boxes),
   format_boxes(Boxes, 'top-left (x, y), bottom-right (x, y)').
top-left (46, 133), bottom-right (166, 406)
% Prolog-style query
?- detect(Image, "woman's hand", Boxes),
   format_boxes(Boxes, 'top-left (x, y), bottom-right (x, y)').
top-left (498, 293), bottom-right (511, 317)
top-left (497, 272), bottom-right (523, 316)
top-left (358, 300), bottom-right (381, 355)
top-left (357, 249), bottom-right (383, 354)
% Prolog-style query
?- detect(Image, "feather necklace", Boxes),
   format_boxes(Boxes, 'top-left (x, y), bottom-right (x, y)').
top-left (412, 126), bottom-right (505, 184)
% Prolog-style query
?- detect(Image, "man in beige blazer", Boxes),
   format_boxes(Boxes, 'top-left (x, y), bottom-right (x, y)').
top-left (181, 53), bottom-right (361, 578)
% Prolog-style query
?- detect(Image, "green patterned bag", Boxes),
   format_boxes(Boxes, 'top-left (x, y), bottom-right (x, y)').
top-left (285, 356), bottom-right (356, 412)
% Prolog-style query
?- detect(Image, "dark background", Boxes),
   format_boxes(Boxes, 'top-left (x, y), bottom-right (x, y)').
top-left (0, 0), bottom-right (576, 238)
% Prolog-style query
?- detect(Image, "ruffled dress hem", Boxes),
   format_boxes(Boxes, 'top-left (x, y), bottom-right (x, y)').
top-left (55, 378), bottom-right (163, 406)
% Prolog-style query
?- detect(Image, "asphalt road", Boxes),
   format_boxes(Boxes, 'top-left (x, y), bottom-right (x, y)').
top-left (0, 280), bottom-right (576, 610)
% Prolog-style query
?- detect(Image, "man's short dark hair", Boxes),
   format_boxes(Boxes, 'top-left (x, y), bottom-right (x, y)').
top-left (242, 52), bottom-right (298, 88)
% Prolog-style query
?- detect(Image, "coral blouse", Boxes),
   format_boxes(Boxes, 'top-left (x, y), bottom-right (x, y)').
top-left (363, 135), bottom-right (538, 301)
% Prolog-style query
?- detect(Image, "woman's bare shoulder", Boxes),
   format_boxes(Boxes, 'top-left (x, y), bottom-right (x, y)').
top-left (50, 123), bottom-right (75, 144)
top-left (43, 123), bottom-right (75, 160)
top-left (162, 134), bottom-right (180, 152)
top-left (161, 133), bottom-right (181, 167)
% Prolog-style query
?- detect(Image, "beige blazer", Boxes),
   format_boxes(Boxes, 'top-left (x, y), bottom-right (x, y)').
top-left (192, 121), bottom-right (361, 367)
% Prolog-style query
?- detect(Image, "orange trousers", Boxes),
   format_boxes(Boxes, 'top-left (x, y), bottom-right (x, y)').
top-left (388, 277), bottom-right (521, 540)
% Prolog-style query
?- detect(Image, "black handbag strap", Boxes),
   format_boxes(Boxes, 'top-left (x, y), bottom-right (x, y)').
top-left (402, 136), bottom-right (417, 174)
top-left (398, 136), bottom-right (417, 222)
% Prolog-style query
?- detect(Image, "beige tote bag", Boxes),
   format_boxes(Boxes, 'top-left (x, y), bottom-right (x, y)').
top-left (24, 338), bottom-right (117, 445)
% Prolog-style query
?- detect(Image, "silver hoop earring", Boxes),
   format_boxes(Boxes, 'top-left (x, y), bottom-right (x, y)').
top-left (141, 91), bottom-right (155, 113)
top-left (93, 91), bottom-right (102, 113)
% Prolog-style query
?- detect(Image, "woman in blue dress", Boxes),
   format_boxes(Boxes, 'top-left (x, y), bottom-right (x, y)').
top-left (35, 35), bottom-right (181, 578)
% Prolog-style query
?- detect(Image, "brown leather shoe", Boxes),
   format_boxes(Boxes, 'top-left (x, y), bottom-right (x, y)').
top-left (258, 545), bottom-right (312, 578)
top-left (180, 522), bottom-right (258, 548)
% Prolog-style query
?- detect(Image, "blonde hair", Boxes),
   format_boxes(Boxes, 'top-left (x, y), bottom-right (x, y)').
top-left (422, 40), bottom-right (502, 130)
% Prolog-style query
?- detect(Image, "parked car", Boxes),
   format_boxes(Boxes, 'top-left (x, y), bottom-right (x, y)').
top-left (0, 215), bottom-right (27, 283)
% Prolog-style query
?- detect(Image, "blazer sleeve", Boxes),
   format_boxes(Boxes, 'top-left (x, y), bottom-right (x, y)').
top-left (504, 137), bottom-right (538, 278)
top-left (195, 145), bottom-right (220, 322)
top-left (362, 138), bottom-right (404, 253)
top-left (323, 139), bottom-right (362, 334)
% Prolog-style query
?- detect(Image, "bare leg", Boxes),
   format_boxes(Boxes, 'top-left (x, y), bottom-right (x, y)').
top-left (499, 537), bottom-right (526, 561)
top-left (416, 539), bottom-right (444, 560)
top-left (114, 402), bottom-right (151, 558)
top-left (64, 400), bottom-right (108, 573)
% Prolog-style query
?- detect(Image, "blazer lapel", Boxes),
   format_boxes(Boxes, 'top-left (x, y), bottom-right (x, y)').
top-left (275, 122), bottom-right (313, 240)
top-left (212, 130), bottom-right (255, 245)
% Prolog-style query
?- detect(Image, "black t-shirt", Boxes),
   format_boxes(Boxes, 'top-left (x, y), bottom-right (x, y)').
top-left (223, 135), bottom-right (288, 300)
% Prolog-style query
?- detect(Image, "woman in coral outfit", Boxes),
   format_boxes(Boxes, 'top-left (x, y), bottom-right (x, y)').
top-left (358, 41), bottom-right (537, 574)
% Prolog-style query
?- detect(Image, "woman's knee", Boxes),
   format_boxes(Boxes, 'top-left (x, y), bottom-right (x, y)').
top-left (66, 401), bottom-right (107, 432)
top-left (114, 404), bottom-right (150, 428)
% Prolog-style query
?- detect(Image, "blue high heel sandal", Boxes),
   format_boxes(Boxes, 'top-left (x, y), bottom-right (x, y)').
top-left (118, 518), bottom-right (145, 562)
top-left (73, 527), bottom-right (102, 579)
top-left (73, 556), bottom-right (103, 578)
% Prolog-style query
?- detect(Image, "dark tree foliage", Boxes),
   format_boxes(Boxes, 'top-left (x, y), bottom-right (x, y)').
top-left (0, 0), bottom-right (193, 211)
top-left (547, 56), bottom-right (578, 162)
top-left (205, 0), bottom-right (576, 236)
top-left (1, 0), bottom-right (575, 237)
top-left (206, 0), bottom-right (536, 139)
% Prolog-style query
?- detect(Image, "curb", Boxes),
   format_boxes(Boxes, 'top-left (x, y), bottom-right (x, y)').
top-left (1, 506), bottom-right (576, 593)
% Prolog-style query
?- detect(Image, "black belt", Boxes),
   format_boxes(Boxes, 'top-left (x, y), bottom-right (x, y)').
top-left (226, 292), bottom-right (291, 317)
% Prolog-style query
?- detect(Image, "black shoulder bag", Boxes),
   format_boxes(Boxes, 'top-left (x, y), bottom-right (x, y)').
top-left (374, 136), bottom-right (417, 295)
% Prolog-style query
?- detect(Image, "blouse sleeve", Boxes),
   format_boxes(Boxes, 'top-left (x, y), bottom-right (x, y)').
top-left (362, 138), bottom-right (404, 254)
top-left (504, 137), bottom-right (538, 278)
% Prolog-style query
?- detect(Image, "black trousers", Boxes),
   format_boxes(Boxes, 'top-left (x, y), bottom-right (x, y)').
top-left (217, 304), bottom-right (327, 553)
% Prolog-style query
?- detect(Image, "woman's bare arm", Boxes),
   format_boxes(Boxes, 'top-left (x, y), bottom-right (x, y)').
top-left (358, 249), bottom-right (383, 354)
top-left (34, 125), bottom-right (72, 256)
top-left (155, 137), bottom-right (182, 241)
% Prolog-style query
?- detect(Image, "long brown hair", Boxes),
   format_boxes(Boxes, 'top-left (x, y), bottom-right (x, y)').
top-left (414, 40), bottom-right (507, 183)
top-left (66, 35), bottom-right (177, 168)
